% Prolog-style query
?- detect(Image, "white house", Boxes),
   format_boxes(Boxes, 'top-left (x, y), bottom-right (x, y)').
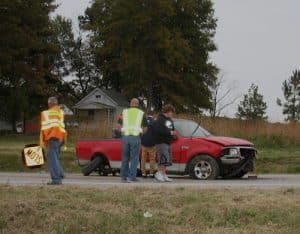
top-left (74, 88), bottom-right (129, 130)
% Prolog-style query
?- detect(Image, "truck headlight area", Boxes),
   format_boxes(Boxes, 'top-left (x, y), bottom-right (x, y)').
top-left (229, 148), bottom-right (240, 156)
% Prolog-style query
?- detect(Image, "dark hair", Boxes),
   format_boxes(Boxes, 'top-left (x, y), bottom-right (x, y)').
top-left (162, 104), bottom-right (175, 113)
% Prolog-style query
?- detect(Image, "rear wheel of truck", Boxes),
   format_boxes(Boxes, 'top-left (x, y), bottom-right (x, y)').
top-left (98, 164), bottom-right (111, 176)
top-left (188, 155), bottom-right (220, 180)
top-left (81, 157), bottom-right (103, 176)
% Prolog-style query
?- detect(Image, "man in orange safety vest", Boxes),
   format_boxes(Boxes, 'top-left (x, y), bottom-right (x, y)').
top-left (40, 97), bottom-right (67, 185)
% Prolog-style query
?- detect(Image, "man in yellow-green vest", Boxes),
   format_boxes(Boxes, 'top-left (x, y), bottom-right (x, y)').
top-left (118, 98), bottom-right (147, 183)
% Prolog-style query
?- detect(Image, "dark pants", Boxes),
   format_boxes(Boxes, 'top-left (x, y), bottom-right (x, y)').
top-left (47, 138), bottom-right (64, 184)
top-left (120, 136), bottom-right (141, 181)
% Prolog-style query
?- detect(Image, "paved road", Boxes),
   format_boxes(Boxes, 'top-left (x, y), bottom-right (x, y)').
top-left (0, 173), bottom-right (300, 189)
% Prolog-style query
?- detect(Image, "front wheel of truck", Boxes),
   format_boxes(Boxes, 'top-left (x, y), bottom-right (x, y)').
top-left (188, 155), bottom-right (220, 180)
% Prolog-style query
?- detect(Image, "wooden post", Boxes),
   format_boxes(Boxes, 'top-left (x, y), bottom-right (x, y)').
top-left (107, 108), bottom-right (110, 124)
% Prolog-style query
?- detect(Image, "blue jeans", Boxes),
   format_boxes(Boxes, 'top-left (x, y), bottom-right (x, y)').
top-left (120, 136), bottom-right (141, 181)
top-left (47, 138), bottom-right (64, 184)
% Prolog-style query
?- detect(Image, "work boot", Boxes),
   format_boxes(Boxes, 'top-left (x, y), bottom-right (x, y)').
top-left (121, 178), bottom-right (128, 183)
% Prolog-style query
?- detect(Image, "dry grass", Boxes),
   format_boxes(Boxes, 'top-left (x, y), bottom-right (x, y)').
top-left (67, 114), bottom-right (300, 146)
top-left (68, 127), bottom-right (112, 139)
top-left (0, 186), bottom-right (299, 234)
top-left (178, 115), bottom-right (300, 147)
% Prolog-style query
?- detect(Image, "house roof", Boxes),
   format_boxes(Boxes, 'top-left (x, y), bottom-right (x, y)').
top-left (102, 89), bottom-right (129, 107)
top-left (74, 88), bottom-right (129, 110)
top-left (59, 104), bottom-right (74, 115)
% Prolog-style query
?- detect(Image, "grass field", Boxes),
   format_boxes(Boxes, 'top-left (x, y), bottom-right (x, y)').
top-left (0, 186), bottom-right (299, 233)
top-left (0, 134), bottom-right (299, 174)
top-left (0, 122), bottom-right (299, 233)
top-left (0, 135), bottom-right (79, 173)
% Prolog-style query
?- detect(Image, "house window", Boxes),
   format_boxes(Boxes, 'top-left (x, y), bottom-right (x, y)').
top-left (88, 110), bottom-right (95, 116)
top-left (95, 94), bottom-right (101, 99)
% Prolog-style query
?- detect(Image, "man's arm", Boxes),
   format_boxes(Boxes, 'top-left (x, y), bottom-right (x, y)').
top-left (39, 131), bottom-right (45, 148)
top-left (154, 118), bottom-right (170, 135)
top-left (142, 115), bottom-right (148, 134)
top-left (39, 112), bottom-right (45, 148)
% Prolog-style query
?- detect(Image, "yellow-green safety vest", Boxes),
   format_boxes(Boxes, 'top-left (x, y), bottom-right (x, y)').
top-left (121, 108), bottom-right (144, 136)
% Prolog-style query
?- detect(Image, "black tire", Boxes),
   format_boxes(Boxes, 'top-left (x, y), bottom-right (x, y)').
top-left (98, 164), bottom-right (110, 176)
top-left (188, 155), bottom-right (220, 180)
top-left (98, 171), bottom-right (109, 176)
top-left (228, 160), bottom-right (254, 179)
top-left (81, 157), bottom-right (102, 176)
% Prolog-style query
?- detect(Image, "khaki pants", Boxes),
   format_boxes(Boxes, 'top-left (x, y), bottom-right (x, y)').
top-left (141, 146), bottom-right (156, 175)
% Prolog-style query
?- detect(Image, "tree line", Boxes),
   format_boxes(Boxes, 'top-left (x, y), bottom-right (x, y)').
top-left (0, 0), bottom-right (299, 132)
top-left (234, 70), bottom-right (300, 122)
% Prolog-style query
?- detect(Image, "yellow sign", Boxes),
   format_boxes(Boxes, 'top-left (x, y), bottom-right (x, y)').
top-left (23, 146), bottom-right (45, 167)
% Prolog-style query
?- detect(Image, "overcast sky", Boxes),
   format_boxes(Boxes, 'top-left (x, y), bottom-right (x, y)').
top-left (55, 0), bottom-right (300, 122)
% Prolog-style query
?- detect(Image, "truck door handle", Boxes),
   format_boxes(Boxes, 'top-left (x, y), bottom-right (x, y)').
top-left (181, 146), bottom-right (190, 150)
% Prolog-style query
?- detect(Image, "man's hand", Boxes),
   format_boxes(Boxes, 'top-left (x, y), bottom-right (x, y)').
top-left (40, 141), bottom-right (45, 149)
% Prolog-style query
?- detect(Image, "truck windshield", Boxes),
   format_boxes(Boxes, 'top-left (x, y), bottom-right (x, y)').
top-left (174, 120), bottom-right (211, 138)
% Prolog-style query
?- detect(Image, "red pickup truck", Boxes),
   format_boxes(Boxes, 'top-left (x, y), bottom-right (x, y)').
top-left (75, 119), bottom-right (256, 180)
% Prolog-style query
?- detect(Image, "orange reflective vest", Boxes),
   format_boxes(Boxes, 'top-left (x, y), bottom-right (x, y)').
top-left (39, 106), bottom-right (67, 147)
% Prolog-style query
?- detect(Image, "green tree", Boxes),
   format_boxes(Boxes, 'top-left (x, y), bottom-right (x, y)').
top-left (50, 15), bottom-right (74, 80)
top-left (277, 70), bottom-right (300, 122)
top-left (81, 0), bottom-right (218, 112)
top-left (0, 0), bottom-right (59, 132)
top-left (236, 84), bottom-right (268, 120)
top-left (51, 16), bottom-right (101, 102)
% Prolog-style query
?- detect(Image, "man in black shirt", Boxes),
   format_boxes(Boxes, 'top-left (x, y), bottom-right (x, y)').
top-left (141, 111), bottom-right (156, 177)
top-left (153, 104), bottom-right (176, 182)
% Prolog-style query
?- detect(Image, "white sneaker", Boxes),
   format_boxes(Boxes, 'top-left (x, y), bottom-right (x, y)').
top-left (155, 172), bottom-right (165, 182)
top-left (163, 174), bottom-right (173, 182)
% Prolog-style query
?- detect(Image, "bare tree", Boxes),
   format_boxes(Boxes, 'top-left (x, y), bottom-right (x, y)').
top-left (210, 74), bottom-right (240, 118)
